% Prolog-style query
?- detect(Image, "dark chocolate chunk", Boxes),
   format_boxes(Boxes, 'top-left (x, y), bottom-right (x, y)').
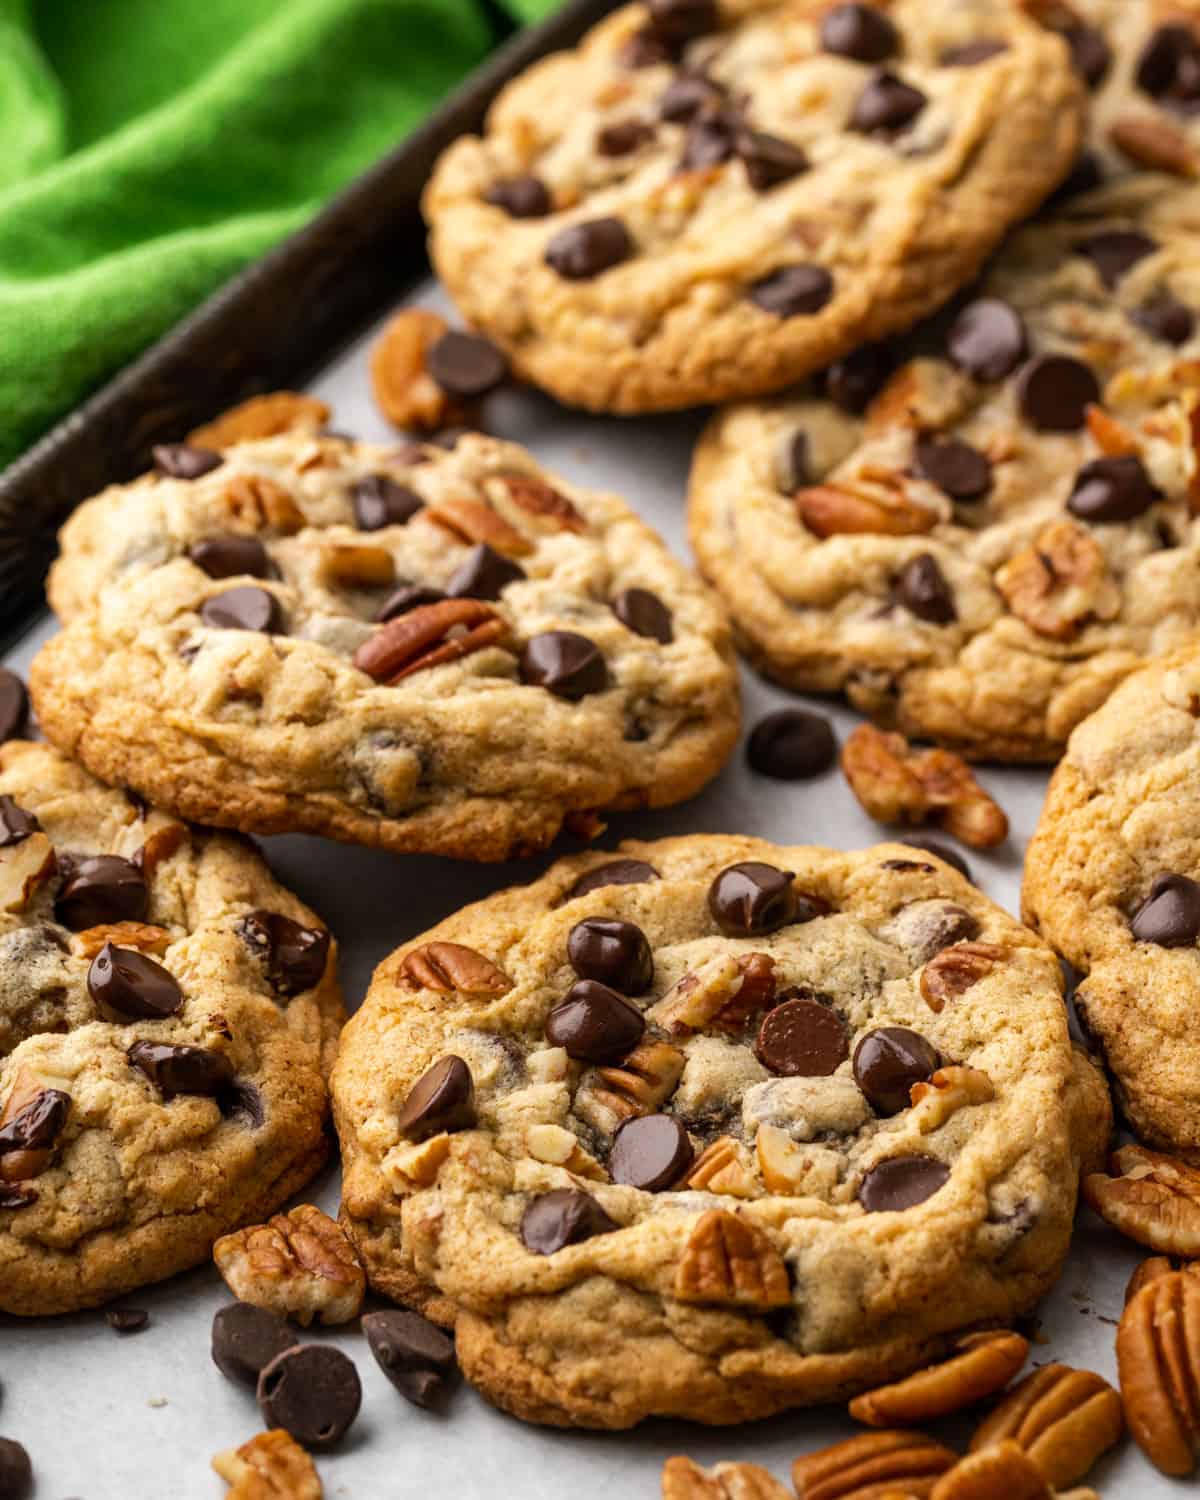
top-left (646, 0), bottom-right (718, 44)
top-left (913, 435), bottom-right (991, 500)
top-left (611, 587), bottom-right (673, 643)
top-left (894, 553), bottom-right (957, 624)
top-left (396, 1056), bottom-right (475, 1141)
top-left (746, 709), bottom-right (836, 780)
top-left (748, 264), bottom-right (833, 318)
top-left (940, 39), bottom-right (1008, 66)
top-left (55, 855), bottom-right (147, 930)
top-left (946, 298), bottom-right (1028, 381)
top-left (105, 1306), bottom-right (149, 1334)
top-left (0, 1438), bottom-right (31, 1500)
top-left (608, 1113), bottom-right (693, 1191)
top-left (737, 129), bottom-right (808, 190)
top-left (597, 117), bottom-right (656, 155)
top-left (218, 1080), bottom-right (266, 1128)
top-left (859, 1155), bottom-right (949, 1212)
top-left (446, 543), bottom-right (526, 601)
top-left (1136, 24), bottom-right (1200, 110)
top-left (545, 218), bottom-right (633, 279)
top-left (1067, 454), bottom-right (1161, 523)
top-left (484, 175), bottom-right (552, 217)
top-left (545, 980), bottom-right (645, 1063)
top-left (565, 859), bottom-right (660, 900)
top-left (87, 945), bottom-right (183, 1021)
top-left (128, 1041), bottom-right (234, 1099)
top-left (0, 670), bottom-right (29, 745)
top-left (0, 1088), bottom-right (69, 1156)
top-left (1076, 230), bottom-right (1156, 288)
top-left (659, 72), bottom-right (726, 122)
top-left (1132, 291), bottom-right (1195, 346)
top-left (240, 910), bottom-right (331, 996)
top-left (1130, 873), bottom-right (1200, 946)
top-left (519, 632), bottom-right (608, 699)
top-left (377, 584), bottom-right (447, 621)
top-left (426, 331), bottom-right (509, 399)
top-left (1016, 354), bottom-right (1099, 432)
top-left (520, 1188), bottom-right (618, 1254)
top-left (257, 1344), bottom-right (362, 1448)
top-left (568, 917), bottom-right (653, 994)
top-left (212, 1302), bottom-right (296, 1386)
top-left (783, 430), bottom-right (811, 489)
top-left (1063, 24), bottom-right (1111, 88)
top-left (824, 342), bottom-right (895, 414)
top-left (353, 474), bottom-right (423, 531)
top-left (849, 70), bottom-right (926, 135)
top-left (755, 995), bottom-right (849, 1076)
top-left (678, 109), bottom-right (738, 170)
top-left (153, 444), bottom-right (223, 480)
top-left (188, 535), bottom-right (273, 580)
top-left (820, 4), bottom-right (898, 62)
top-left (853, 1026), bottom-right (940, 1115)
top-left (363, 1308), bottom-right (458, 1409)
top-left (199, 585), bottom-right (283, 633)
top-left (0, 797), bottom-right (39, 848)
top-left (708, 862), bottom-right (796, 936)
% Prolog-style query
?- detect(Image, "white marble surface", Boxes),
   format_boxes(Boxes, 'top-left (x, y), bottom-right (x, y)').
top-left (0, 280), bottom-right (1167, 1497)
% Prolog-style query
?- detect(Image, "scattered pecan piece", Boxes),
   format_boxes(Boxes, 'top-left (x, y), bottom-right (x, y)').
top-left (1117, 1268), bottom-right (1200, 1475)
top-left (908, 1066), bottom-right (995, 1131)
top-left (221, 474), bottom-right (305, 535)
top-left (320, 543), bottom-right (396, 588)
top-left (683, 1137), bottom-right (760, 1199)
top-left (795, 484), bottom-right (936, 538)
top-left (69, 921), bottom-right (170, 960)
top-left (929, 1440), bottom-right (1055, 1500)
top-left (674, 1209), bottom-right (790, 1308)
top-left (589, 1039), bottom-right (685, 1120)
top-left (212, 1429), bottom-right (322, 1500)
top-left (496, 474), bottom-right (586, 533)
top-left (354, 599), bottom-right (509, 684)
top-left (213, 1204), bottom-right (365, 1327)
top-left (189, 392), bottom-right (330, 448)
top-left (1083, 1144), bottom-right (1200, 1255)
top-left (969, 1363), bottom-right (1124, 1488)
top-left (850, 1332), bottom-right (1028, 1428)
top-left (648, 953), bottom-right (776, 1036)
top-left (842, 725), bottom-right (1008, 849)
top-left (0, 830), bottom-right (56, 913)
top-left (381, 1133), bottom-right (452, 1193)
top-left (919, 944), bottom-right (1006, 1013)
top-left (994, 521), bottom-right (1118, 642)
top-left (792, 1430), bottom-right (957, 1498)
top-left (370, 308), bottom-right (460, 431)
top-left (400, 941), bottom-right (513, 998)
top-left (426, 495), bottom-right (533, 557)
top-left (525, 1123), bottom-right (606, 1180)
top-left (662, 1456), bottom-right (791, 1500)
top-left (1109, 115), bottom-right (1198, 178)
top-left (1085, 405), bottom-right (1136, 457)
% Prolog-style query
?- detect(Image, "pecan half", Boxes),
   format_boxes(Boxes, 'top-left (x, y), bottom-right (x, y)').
top-left (792, 1431), bottom-right (957, 1499)
top-left (969, 1363), bottom-right (1124, 1488)
top-left (994, 521), bottom-right (1118, 641)
top-left (189, 392), bottom-right (330, 448)
top-left (370, 308), bottom-right (459, 431)
top-left (1083, 1144), bottom-right (1200, 1255)
top-left (587, 1039), bottom-right (685, 1121)
top-left (0, 830), bottom-right (55, 913)
top-left (648, 953), bottom-right (776, 1036)
top-left (908, 1066), bottom-right (995, 1132)
top-left (400, 941), bottom-right (513, 999)
top-left (320, 543), bottom-right (396, 588)
top-left (1117, 1269), bottom-right (1200, 1475)
top-left (426, 496), bottom-right (533, 557)
top-left (222, 474), bottom-right (305, 535)
top-left (662, 1456), bottom-right (792, 1500)
top-left (213, 1204), bottom-right (365, 1326)
top-left (850, 1332), bottom-right (1029, 1427)
top-left (842, 726), bottom-right (1008, 849)
top-left (69, 921), bottom-right (170, 960)
top-left (919, 944), bottom-right (1006, 1013)
top-left (353, 599), bottom-right (509, 684)
top-left (796, 484), bottom-right (936, 538)
top-left (929, 1441), bottom-right (1055, 1500)
top-left (674, 1210), bottom-right (790, 1308)
top-left (1109, 115), bottom-right (1197, 178)
top-left (212, 1429), bottom-right (322, 1500)
top-left (683, 1137), bottom-right (760, 1198)
top-left (1126, 1256), bottom-right (1200, 1304)
top-left (496, 474), bottom-right (587, 534)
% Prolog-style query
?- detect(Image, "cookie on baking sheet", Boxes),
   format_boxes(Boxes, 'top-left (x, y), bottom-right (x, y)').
top-left (1024, 642), bottom-right (1200, 1159)
top-left (0, 740), bottom-right (343, 1315)
top-left (32, 432), bottom-right (738, 861)
top-left (422, 0), bottom-right (1084, 414)
top-left (333, 834), bottom-right (1109, 1429)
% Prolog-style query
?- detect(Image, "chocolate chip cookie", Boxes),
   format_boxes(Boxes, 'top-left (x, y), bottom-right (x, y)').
top-left (333, 834), bottom-right (1109, 1428)
top-left (1024, 642), bottom-right (1200, 1159)
top-left (0, 740), bottom-right (343, 1314)
top-left (423, 0), bottom-right (1084, 413)
top-left (32, 432), bottom-right (738, 860)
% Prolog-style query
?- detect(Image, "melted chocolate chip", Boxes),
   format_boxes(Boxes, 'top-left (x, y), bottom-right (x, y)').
top-left (396, 1056), bottom-right (476, 1141)
top-left (1132, 291), bottom-right (1195, 346)
top-left (153, 444), bottom-right (223, 480)
top-left (519, 632), bottom-right (608, 699)
top-left (611, 587), bottom-right (673, 643)
top-left (0, 1184), bottom-right (36, 1210)
top-left (363, 1309), bottom-right (458, 1409)
top-left (1016, 355), bottom-right (1100, 432)
top-left (545, 218), bottom-right (633, 279)
top-left (737, 129), bottom-right (808, 190)
top-left (824, 342), bottom-right (895, 414)
top-left (608, 1113), bottom-right (693, 1191)
top-left (894, 553), bottom-right (957, 624)
top-left (212, 1302), bottom-right (296, 1386)
top-left (1136, 24), bottom-right (1200, 110)
top-left (446, 543), bottom-right (526, 601)
top-left (946, 298), bottom-right (1028, 381)
top-left (546, 980), bottom-right (645, 1063)
top-left (55, 855), bottom-right (147, 930)
top-left (659, 72), bottom-right (726, 123)
top-left (1067, 455), bottom-right (1161, 523)
top-left (240, 910), bottom-right (330, 996)
top-left (0, 669), bottom-right (29, 744)
top-left (568, 917), bottom-right (653, 994)
top-left (377, 584), bottom-right (446, 621)
top-left (746, 709), bottom-right (836, 780)
top-left (749, 265), bottom-right (833, 318)
top-left (352, 474), bottom-right (423, 531)
top-left (0, 1088), bottom-right (69, 1155)
top-left (820, 3), bottom-right (898, 62)
top-left (426, 332), bottom-right (509, 399)
top-left (565, 859), bottom-right (660, 900)
top-left (1076, 230), bottom-right (1156, 288)
top-left (850, 70), bottom-right (926, 135)
top-left (484, 175), bottom-right (552, 217)
top-left (257, 1345), bottom-right (362, 1449)
top-left (913, 435), bottom-right (991, 500)
top-left (708, 862), bottom-right (797, 936)
top-left (597, 118), bottom-right (656, 155)
top-left (940, 39), bottom-right (1008, 66)
top-left (859, 1155), bottom-right (950, 1212)
top-left (646, 0), bottom-right (718, 44)
top-left (188, 535), bottom-right (273, 580)
top-left (0, 796), bottom-right (39, 848)
top-left (1130, 873), bottom-right (1200, 946)
top-left (520, 1188), bottom-right (618, 1254)
top-left (853, 1026), bottom-right (940, 1115)
top-left (218, 1080), bottom-right (265, 1127)
top-left (755, 995), bottom-right (849, 1076)
top-left (1063, 24), bottom-right (1112, 88)
top-left (88, 945), bottom-right (183, 1021)
top-left (199, 585), bottom-right (283, 633)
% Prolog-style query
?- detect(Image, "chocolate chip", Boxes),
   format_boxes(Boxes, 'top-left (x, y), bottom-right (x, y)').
top-left (623, 26), bottom-right (673, 66)
top-left (0, 1439), bottom-right (31, 1500)
top-left (1136, 24), bottom-right (1200, 108)
top-left (611, 587), bottom-right (673, 643)
top-left (678, 109), bottom-right (738, 170)
top-left (0, 1088), bottom-right (69, 1155)
top-left (646, 0), bottom-right (717, 44)
top-left (946, 298), bottom-right (1028, 381)
top-left (746, 709), bottom-right (836, 780)
top-left (0, 670), bottom-right (29, 745)
top-left (446, 543), bottom-right (526, 601)
top-left (749, 264), bottom-right (833, 318)
top-left (659, 72), bottom-right (726, 122)
top-left (0, 797), bottom-right (38, 848)
top-left (426, 331), bottom-right (509, 399)
top-left (352, 474), bottom-right (423, 531)
top-left (396, 1055), bottom-right (475, 1141)
top-left (568, 917), bottom-right (653, 994)
top-left (363, 1309), bottom-right (457, 1409)
top-left (1016, 355), bottom-right (1100, 432)
top-left (820, 3), bottom-right (898, 62)
top-left (1063, 24), bottom-right (1111, 87)
top-left (257, 1344), bottom-right (362, 1448)
top-left (755, 995), bottom-right (849, 1076)
top-left (87, 945), bottom-right (183, 1021)
top-left (55, 855), bottom-right (147, 930)
top-left (218, 1079), bottom-right (265, 1127)
top-left (565, 859), bottom-right (660, 900)
top-left (783, 431), bottom-right (811, 489)
top-left (212, 1302), bottom-right (296, 1386)
top-left (128, 1041), bottom-right (234, 1099)
top-left (1067, 455), bottom-right (1161, 523)
top-left (520, 1188), bottom-right (618, 1254)
top-left (240, 910), bottom-right (331, 996)
top-left (736, 129), bottom-right (808, 190)
top-left (0, 1185), bottom-right (36, 1210)
top-left (105, 1306), bottom-right (149, 1334)
top-left (188, 535), bottom-right (273, 580)
top-left (1132, 291), bottom-right (1195, 346)
top-left (545, 980), bottom-right (645, 1062)
top-left (608, 1113), bottom-right (693, 1190)
top-left (597, 117), bottom-right (656, 155)
top-left (545, 218), bottom-right (633, 279)
top-left (520, 631), bottom-right (608, 699)
top-left (1076, 230), bottom-right (1156, 288)
top-left (708, 862), bottom-right (796, 936)
top-left (850, 71), bottom-right (926, 135)
top-left (913, 435), bottom-right (991, 500)
top-left (824, 342), bottom-right (895, 414)
top-left (894, 553), bottom-right (957, 624)
top-left (853, 1026), bottom-right (940, 1115)
top-left (900, 835), bottom-right (971, 880)
top-left (940, 40), bottom-right (1008, 66)
top-left (377, 584), bottom-right (446, 621)
top-left (484, 175), bottom-right (552, 217)
top-left (859, 1155), bottom-right (949, 1211)
top-left (1130, 873), bottom-right (1200, 946)
top-left (199, 585), bottom-right (283, 633)
top-left (153, 444), bottom-right (223, 480)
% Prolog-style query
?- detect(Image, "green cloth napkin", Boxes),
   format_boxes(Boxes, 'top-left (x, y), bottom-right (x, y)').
top-left (0, 0), bottom-right (555, 473)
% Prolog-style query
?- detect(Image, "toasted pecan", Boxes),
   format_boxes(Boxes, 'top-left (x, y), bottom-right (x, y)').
top-left (850, 1332), bottom-right (1028, 1428)
top-left (674, 1210), bottom-right (790, 1309)
top-left (353, 599), bottom-right (509, 684)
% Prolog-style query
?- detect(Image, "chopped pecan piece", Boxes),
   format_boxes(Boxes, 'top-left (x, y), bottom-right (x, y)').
top-left (1085, 405), bottom-right (1136, 457)
top-left (426, 496), bottom-right (533, 557)
top-left (1109, 115), bottom-right (1197, 178)
top-left (795, 484), bottom-right (936, 538)
top-left (526, 1123), bottom-right (606, 1180)
top-left (919, 943), bottom-right (1006, 1013)
top-left (969, 1363), bottom-right (1124, 1488)
top-left (1083, 1144), bottom-right (1200, 1255)
top-left (909, 1066), bottom-right (995, 1131)
top-left (994, 521), bottom-right (1118, 642)
top-left (1118, 1268), bottom-right (1200, 1475)
top-left (850, 1332), bottom-right (1028, 1427)
top-left (842, 726), bottom-right (1008, 849)
top-left (212, 1429), bottom-right (322, 1500)
top-left (0, 830), bottom-right (55, 913)
top-left (589, 1039), bottom-right (685, 1120)
top-left (683, 1137), bottom-right (759, 1199)
top-left (662, 1456), bottom-right (792, 1500)
top-left (136, 823), bottom-right (189, 877)
top-left (400, 941), bottom-right (513, 998)
top-left (213, 1204), bottom-right (365, 1326)
top-left (320, 543), bottom-right (396, 588)
top-left (221, 474), bottom-right (305, 535)
top-left (674, 1210), bottom-right (790, 1308)
top-left (496, 474), bottom-right (586, 533)
top-left (189, 392), bottom-right (329, 448)
top-left (648, 953), bottom-right (776, 1036)
top-left (354, 599), bottom-right (509, 684)
top-left (370, 308), bottom-right (459, 431)
top-left (792, 1430), bottom-right (957, 1498)
top-left (70, 921), bottom-right (170, 960)
top-left (382, 1133), bottom-right (452, 1193)
top-left (755, 1124), bottom-right (837, 1196)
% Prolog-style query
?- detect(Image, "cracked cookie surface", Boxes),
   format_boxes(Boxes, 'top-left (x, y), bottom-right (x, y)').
top-left (423, 0), bottom-right (1084, 413)
top-left (33, 432), bottom-right (738, 861)
top-left (0, 740), bottom-right (343, 1314)
top-left (333, 834), bottom-right (1109, 1428)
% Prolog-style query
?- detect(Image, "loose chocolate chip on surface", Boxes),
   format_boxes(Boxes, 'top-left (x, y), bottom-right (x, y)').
top-left (853, 1026), bottom-right (940, 1115)
top-left (850, 70), bottom-right (926, 135)
top-left (913, 435), bottom-right (991, 500)
top-left (128, 1041), bottom-right (234, 1099)
top-left (0, 1438), bottom-right (31, 1500)
top-left (709, 862), bottom-right (797, 936)
top-left (1130, 873), bottom-right (1200, 946)
top-left (1132, 291), bottom-right (1195, 346)
top-left (746, 709), bottom-right (836, 780)
top-left (737, 129), bottom-right (808, 190)
top-left (546, 980), bottom-right (645, 1063)
top-left (520, 632), bottom-right (608, 699)
top-left (611, 587), bottom-right (673, 643)
top-left (749, 264), bottom-right (833, 318)
top-left (894, 553), bottom-right (957, 624)
top-left (1063, 24), bottom-right (1112, 87)
top-left (566, 859), bottom-right (660, 900)
top-left (824, 342), bottom-right (895, 414)
top-left (545, 217), bottom-right (633, 279)
top-left (363, 1309), bottom-right (458, 1409)
top-left (940, 39), bottom-right (1008, 66)
top-left (900, 835), bottom-right (972, 881)
top-left (1136, 24), bottom-right (1200, 108)
top-left (446, 543), bottom-right (526, 601)
top-left (859, 1155), bottom-right (950, 1212)
top-left (484, 175), bottom-right (552, 217)
top-left (377, 584), bottom-right (446, 621)
top-left (0, 797), bottom-right (38, 848)
top-left (105, 1306), bottom-right (149, 1334)
top-left (1076, 230), bottom-right (1156, 288)
top-left (756, 996), bottom-right (849, 1077)
top-left (396, 1056), bottom-right (476, 1141)
top-left (55, 855), bottom-right (147, 930)
top-left (608, 1113), bottom-right (693, 1191)
top-left (240, 910), bottom-right (331, 996)
top-left (199, 585), bottom-right (283, 634)
top-left (820, 3), bottom-right (898, 62)
top-left (352, 474), bottom-right (423, 531)
top-left (188, 534), bottom-right (273, 580)
top-left (520, 1188), bottom-right (618, 1254)
top-left (87, 944), bottom-right (182, 1021)
top-left (258, 1344), bottom-right (362, 1448)
top-left (1016, 354), bottom-right (1099, 432)
top-left (212, 1302), bottom-right (296, 1386)
top-left (0, 1088), bottom-right (69, 1156)
top-left (597, 117), bottom-right (656, 155)
top-left (153, 443), bottom-right (223, 480)
top-left (568, 918), bottom-right (653, 995)
top-left (946, 298), bottom-right (1028, 381)
top-left (0, 669), bottom-right (29, 745)
top-left (1067, 454), bottom-right (1161, 523)
top-left (426, 331), bottom-right (509, 399)
top-left (646, 0), bottom-right (717, 44)
top-left (659, 72), bottom-right (726, 122)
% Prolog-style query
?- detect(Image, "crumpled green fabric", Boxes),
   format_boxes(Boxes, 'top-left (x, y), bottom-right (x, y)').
top-left (0, 0), bottom-right (555, 472)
